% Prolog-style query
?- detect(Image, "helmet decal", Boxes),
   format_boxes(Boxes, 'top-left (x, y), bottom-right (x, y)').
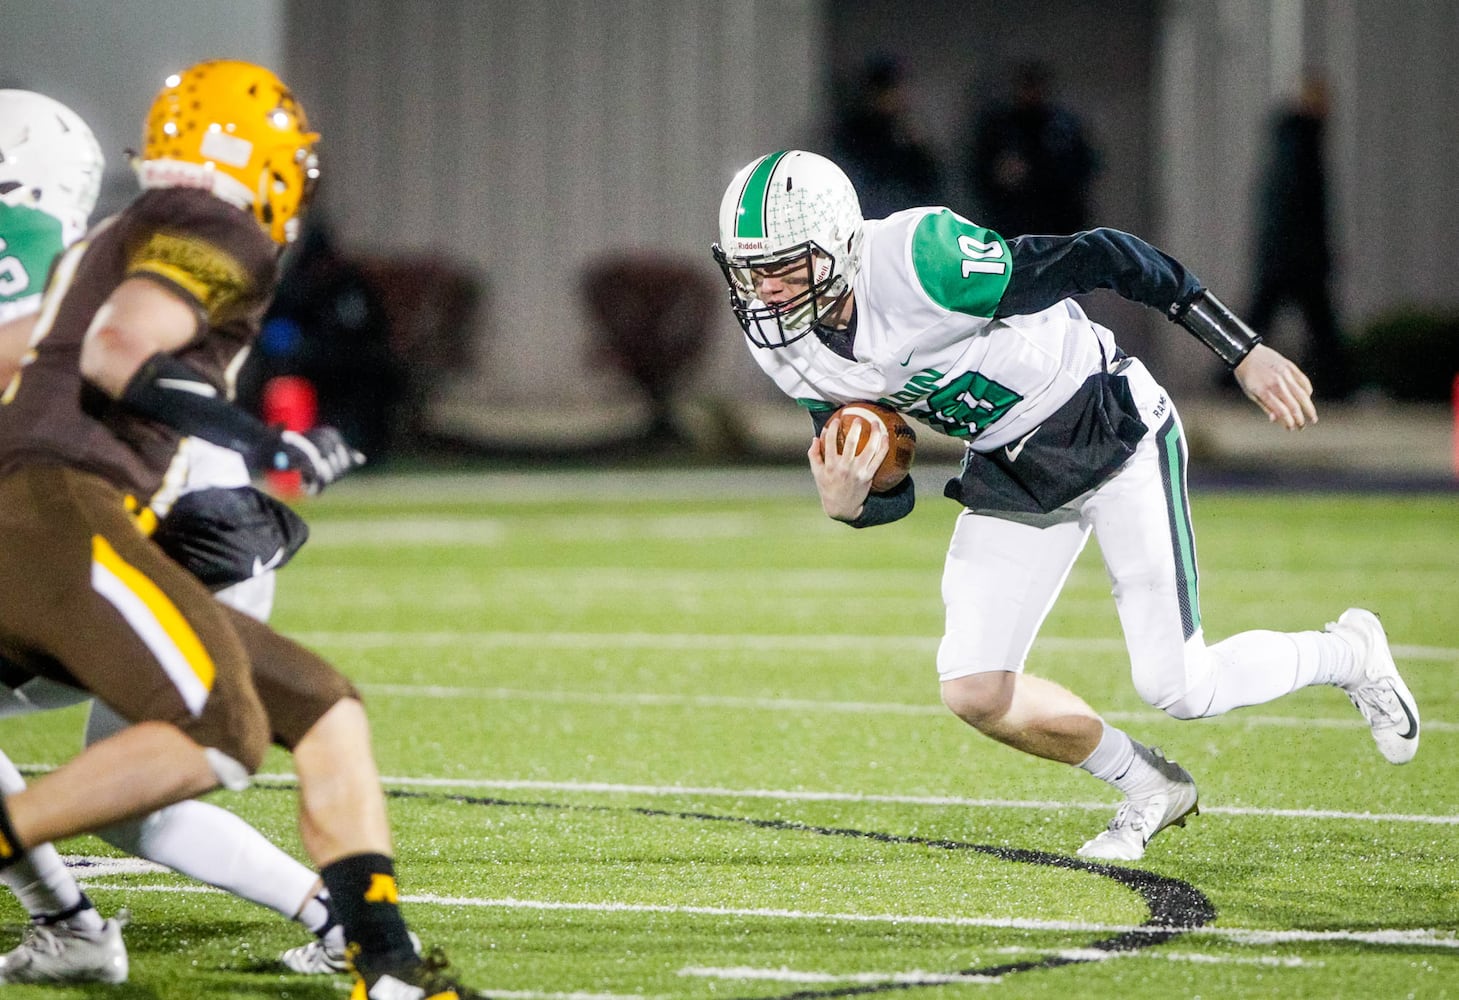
top-left (733, 150), bottom-right (788, 240)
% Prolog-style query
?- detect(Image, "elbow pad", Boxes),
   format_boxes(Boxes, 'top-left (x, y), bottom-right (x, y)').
top-left (119, 353), bottom-right (281, 467)
top-left (1169, 290), bottom-right (1263, 367)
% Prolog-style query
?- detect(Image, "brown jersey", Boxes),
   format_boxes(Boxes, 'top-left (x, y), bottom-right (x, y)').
top-left (0, 187), bottom-right (277, 505)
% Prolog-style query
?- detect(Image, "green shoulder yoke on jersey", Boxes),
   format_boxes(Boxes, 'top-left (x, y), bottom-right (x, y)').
top-left (0, 202), bottom-right (66, 307)
top-left (910, 210), bottom-right (1011, 318)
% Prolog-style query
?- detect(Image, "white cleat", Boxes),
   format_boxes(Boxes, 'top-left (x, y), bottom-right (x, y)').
top-left (1077, 750), bottom-right (1199, 862)
top-left (0, 915), bottom-right (128, 984)
top-left (1327, 608), bottom-right (1420, 764)
top-left (281, 937), bottom-right (349, 975)
top-left (286, 928), bottom-right (418, 976)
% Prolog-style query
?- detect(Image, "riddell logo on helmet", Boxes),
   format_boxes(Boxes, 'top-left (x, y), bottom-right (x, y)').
top-left (735, 239), bottom-right (768, 251)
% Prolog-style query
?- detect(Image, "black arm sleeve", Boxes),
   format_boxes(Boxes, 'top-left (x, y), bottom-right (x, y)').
top-left (118, 352), bottom-right (283, 469)
top-left (995, 229), bottom-right (1204, 319)
top-left (808, 409), bottom-right (916, 528)
top-left (846, 474), bottom-right (915, 529)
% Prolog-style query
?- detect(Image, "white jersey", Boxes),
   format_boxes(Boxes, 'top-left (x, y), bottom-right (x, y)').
top-left (747, 207), bottom-right (1118, 451)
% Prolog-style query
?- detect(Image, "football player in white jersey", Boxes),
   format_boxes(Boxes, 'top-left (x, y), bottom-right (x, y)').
top-left (0, 89), bottom-right (348, 982)
top-left (712, 150), bottom-right (1420, 861)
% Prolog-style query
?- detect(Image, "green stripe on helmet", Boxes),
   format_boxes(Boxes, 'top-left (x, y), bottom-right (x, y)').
top-left (734, 150), bottom-right (788, 239)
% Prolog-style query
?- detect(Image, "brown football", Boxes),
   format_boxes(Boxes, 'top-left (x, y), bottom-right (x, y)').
top-left (827, 401), bottom-right (917, 492)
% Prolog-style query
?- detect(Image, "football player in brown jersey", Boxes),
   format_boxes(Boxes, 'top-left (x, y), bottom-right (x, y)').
top-left (0, 62), bottom-right (484, 1000)
top-left (0, 87), bottom-right (378, 983)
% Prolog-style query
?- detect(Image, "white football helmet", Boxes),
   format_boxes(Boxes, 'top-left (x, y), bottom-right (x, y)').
top-left (0, 90), bottom-right (105, 244)
top-left (711, 150), bottom-right (864, 348)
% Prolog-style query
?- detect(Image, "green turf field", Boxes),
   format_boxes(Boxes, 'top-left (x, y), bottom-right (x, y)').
top-left (1, 468), bottom-right (1455, 999)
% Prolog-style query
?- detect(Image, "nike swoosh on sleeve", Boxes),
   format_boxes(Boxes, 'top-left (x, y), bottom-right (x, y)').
top-left (157, 378), bottom-right (218, 397)
top-left (1004, 427), bottom-right (1038, 462)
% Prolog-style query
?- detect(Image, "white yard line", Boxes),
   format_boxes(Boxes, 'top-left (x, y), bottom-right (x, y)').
top-left (23, 768), bottom-right (1454, 826)
top-left (65, 869), bottom-right (1459, 953)
top-left (350, 680), bottom-right (1459, 735)
top-left (679, 947), bottom-right (1322, 981)
top-left (346, 774), bottom-right (1459, 826)
top-left (679, 966), bottom-right (999, 985)
top-left (294, 629), bottom-right (1459, 663)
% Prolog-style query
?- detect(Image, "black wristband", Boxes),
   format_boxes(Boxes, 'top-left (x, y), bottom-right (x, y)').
top-left (1169, 289), bottom-right (1263, 367)
top-left (119, 353), bottom-right (283, 468)
top-left (847, 474), bottom-right (915, 528)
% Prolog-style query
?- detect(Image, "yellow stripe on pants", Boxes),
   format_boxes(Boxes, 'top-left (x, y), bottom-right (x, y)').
top-left (90, 534), bottom-right (215, 715)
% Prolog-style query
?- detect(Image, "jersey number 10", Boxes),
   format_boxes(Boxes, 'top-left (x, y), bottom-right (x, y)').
top-left (958, 235), bottom-right (1007, 278)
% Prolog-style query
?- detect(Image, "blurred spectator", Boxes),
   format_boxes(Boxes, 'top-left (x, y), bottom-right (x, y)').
top-left (967, 60), bottom-right (1099, 236)
top-left (830, 55), bottom-right (945, 219)
top-left (1246, 72), bottom-right (1353, 400)
top-left (245, 220), bottom-right (404, 461)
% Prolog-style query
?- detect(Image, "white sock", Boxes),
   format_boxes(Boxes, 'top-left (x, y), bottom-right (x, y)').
top-left (297, 889), bottom-right (335, 936)
top-left (0, 751), bottom-right (103, 931)
top-left (1076, 723), bottom-right (1166, 797)
top-left (1317, 627), bottom-right (1364, 687)
top-left (97, 799), bottom-right (319, 920)
top-left (1196, 628), bottom-right (1357, 716)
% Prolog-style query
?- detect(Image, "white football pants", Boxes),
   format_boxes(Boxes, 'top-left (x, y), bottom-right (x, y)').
top-left (937, 358), bottom-right (1339, 718)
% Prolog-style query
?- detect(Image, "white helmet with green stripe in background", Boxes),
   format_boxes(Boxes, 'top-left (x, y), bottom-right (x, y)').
top-left (712, 150), bottom-right (864, 348)
top-left (0, 90), bottom-right (104, 246)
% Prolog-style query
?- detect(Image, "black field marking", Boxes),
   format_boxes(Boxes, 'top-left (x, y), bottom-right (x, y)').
top-left (253, 783), bottom-right (1214, 997)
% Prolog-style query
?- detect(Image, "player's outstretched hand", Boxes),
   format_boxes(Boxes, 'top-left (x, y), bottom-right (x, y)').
top-left (808, 415), bottom-right (888, 521)
top-left (277, 426), bottom-right (366, 495)
top-left (1235, 344), bottom-right (1318, 430)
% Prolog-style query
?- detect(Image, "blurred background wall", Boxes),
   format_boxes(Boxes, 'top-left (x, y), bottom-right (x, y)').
top-left (0, 0), bottom-right (283, 217)
top-left (3, 0), bottom-right (1457, 450)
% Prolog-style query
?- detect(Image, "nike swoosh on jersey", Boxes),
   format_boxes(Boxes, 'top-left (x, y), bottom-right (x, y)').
top-left (898, 350), bottom-right (915, 366)
top-left (251, 548), bottom-right (286, 576)
top-left (1004, 426), bottom-right (1038, 463)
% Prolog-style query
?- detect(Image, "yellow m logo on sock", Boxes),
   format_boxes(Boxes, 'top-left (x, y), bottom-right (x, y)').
top-left (364, 873), bottom-right (399, 904)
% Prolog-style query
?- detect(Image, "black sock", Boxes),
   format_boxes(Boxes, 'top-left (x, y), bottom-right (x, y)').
top-left (0, 795), bottom-right (24, 870)
top-left (319, 853), bottom-right (415, 974)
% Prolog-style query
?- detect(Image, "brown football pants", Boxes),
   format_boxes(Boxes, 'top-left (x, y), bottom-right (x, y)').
top-left (0, 465), bottom-right (356, 772)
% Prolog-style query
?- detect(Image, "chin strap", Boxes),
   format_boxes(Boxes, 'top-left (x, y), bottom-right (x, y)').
top-left (1169, 289), bottom-right (1263, 367)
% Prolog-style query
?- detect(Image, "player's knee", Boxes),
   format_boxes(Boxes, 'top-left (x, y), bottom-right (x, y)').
top-left (1157, 695), bottom-right (1208, 721)
top-left (940, 671), bottom-right (1015, 731)
top-left (1130, 647), bottom-right (1214, 720)
top-left (1131, 670), bottom-right (1211, 720)
top-left (198, 695), bottom-right (271, 780)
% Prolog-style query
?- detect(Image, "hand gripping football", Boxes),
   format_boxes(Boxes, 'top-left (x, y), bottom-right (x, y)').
top-left (827, 402), bottom-right (917, 492)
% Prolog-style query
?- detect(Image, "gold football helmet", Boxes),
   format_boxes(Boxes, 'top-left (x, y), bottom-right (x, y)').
top-left (137, 60), bottom-right (319, 244)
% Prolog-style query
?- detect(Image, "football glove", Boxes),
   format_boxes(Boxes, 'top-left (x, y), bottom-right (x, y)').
top-left (269, 427), bottom-right (366, 495)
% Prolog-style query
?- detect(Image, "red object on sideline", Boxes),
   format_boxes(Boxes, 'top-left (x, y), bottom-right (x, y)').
top-left (1453, 374), bottom-right (1459, 478)
top-left (260, 376), bottom-right (318, 497)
